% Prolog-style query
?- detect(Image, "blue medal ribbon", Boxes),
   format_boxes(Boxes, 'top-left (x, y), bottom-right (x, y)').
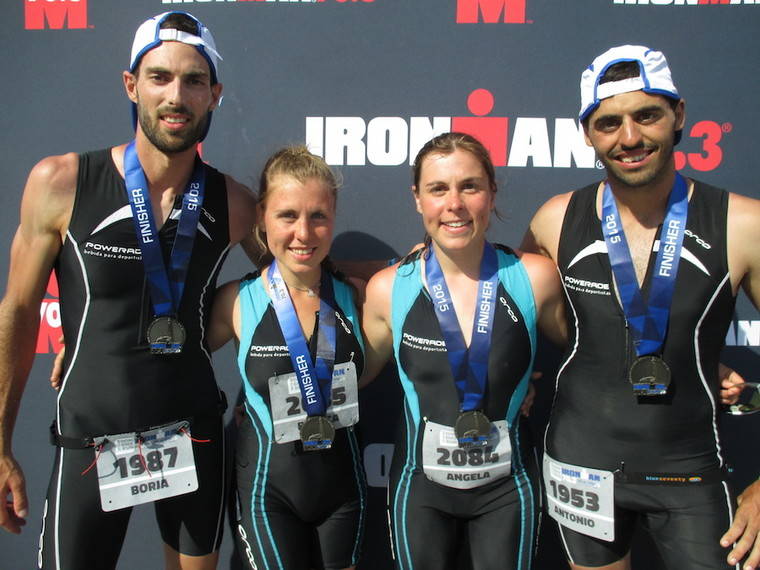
top-left (268, 261), bottom-right (336, 417)
top-left (601, 173), bottom-right (688, 356)
top-left (425, 242), bottom-right (498, 412)
top-left (123, 141), bottom-right (205, 319)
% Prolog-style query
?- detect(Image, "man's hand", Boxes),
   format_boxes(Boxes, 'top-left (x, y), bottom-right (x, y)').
top-left (720, 363), bottom-right (748, 405)
top-left (519, 372), bottom-right (542, 417)
top-left (0, 454), bottom-right (28, 534)
top-left (50, 335), bottom-right (65, 391)
top-left (723, 480), bottom-right (760, 569)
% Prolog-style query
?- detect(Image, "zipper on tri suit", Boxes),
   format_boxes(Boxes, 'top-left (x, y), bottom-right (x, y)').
top-left (138, 276), bottom-right (150, 345)
top-left (611, 279), bottom-right (633, 382)
top-left (623, 318), bottom-right (633, 380)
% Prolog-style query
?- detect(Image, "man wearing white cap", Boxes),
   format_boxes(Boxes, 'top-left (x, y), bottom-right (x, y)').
top-left (522, 45), bottom-right (760, 569)
top-left (0, 11), bottom-right (255, 570)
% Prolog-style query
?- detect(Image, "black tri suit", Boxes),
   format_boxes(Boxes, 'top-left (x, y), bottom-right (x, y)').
top-left (39, 148), bottom-right (231, 569)
top-left (546, 180), bottom-right (737, 568)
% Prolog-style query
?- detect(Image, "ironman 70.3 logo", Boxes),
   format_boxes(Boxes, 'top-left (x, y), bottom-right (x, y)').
top-left (306, 88), bottom-right (731, 171)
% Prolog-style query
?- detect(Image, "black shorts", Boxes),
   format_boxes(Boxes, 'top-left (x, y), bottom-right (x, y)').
top-left (389, 453), bottom-right (540, 570)
top-left (38, 415), bottom-right (227, 569)
top-left (555, 479), bottom-right (735, 568)
top-left (234, 413), bottom-right (366, 570)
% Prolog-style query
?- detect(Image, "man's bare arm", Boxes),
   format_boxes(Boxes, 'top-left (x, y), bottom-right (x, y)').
top-left (0, 153), bottom-right (74, 534)
top-left (722, 191), bottom-right (760, 569)
top-left (225, 175), bottom-right (257, 248)
top-left (359, 265), bottom-right (395, 387)
top-left (519, 192), bottom-right (573, 261)
top-left (519, 251), bottom-right (568, 347)
top-left (207, 280), bottom-right (240, 352)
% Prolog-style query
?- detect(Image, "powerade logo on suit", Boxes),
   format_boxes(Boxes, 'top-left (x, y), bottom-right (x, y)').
top-left (25, 0), bottom-right (88, 30)
top-left (456, 0), bottom-right (528, 23)
top-left (306, 88), bottom-right (596, 168)
top-left (614, 0), bottom-right (756, 4)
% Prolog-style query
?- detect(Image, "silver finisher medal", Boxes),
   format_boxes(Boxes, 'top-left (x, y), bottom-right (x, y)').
top-left (629, 355), bottom-right (670, 396)
top-left (147, 316), bottom-right (186, 354)
top-left (300, 416), bottom-right (335, 451)
top-left (454, 410), bottom-right (491, 448)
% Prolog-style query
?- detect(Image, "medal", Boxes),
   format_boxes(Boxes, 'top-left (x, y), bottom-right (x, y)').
top-left (425, 243), bottom-right (499, 433)
top-left (124, 142), bottom-right (205, 356)
top-left (629, 355), bottom-right (670, 396)
top-left (601, 174), bottom-right (688, 395)
top-left (147, 316), bottom-right (186, 354)
top-left (454, 410), bottom-right (491, 448)
top-left (300, 416), bottom-right (335, 451)
top-left (269, 261), bottom-right (338, 439)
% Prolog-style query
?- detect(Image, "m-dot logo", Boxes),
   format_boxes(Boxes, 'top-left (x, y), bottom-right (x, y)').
top-left (456, 0), bottom-right (528, 23)
top-left (306, 89), bottom-right (597, 169)
top-left (25, 0), bottom-right (88, 30)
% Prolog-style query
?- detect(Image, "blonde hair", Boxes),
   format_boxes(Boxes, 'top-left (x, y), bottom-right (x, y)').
top-left (253, 145), bottom-right (341, 267)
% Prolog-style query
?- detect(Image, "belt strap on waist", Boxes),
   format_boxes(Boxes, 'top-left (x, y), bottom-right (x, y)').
top-left (49, 424), bottom-right (95, 449)
top-left (614, 468), bottom-right (726, 485)
top-left (50, 390), bottom-right (228, 449)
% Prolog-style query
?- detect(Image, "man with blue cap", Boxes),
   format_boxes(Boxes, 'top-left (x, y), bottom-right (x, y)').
top-left (0, 11), bottom-right (255, 569)
top-left (522, 45), bottom-right (760, 570)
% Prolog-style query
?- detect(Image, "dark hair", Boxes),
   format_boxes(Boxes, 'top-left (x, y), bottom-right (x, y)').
top-left (595, 60), bottom-right (680, 112)
top-left (412, 132), bottom-right (497, 194)
top-left (159, 12), bottom-right (202, 36)
top-left (588, 60), bottom-right (682, 143)
top-left (598, 60), bottom-right (641, 86)
top-left (411, 132), bottom-right (498, 248)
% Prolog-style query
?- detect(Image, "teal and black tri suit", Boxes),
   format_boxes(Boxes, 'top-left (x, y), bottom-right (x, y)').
top-left (233, 271), bottom-right (366, 570)
top-left (388, 246), bottom-right (539, 570)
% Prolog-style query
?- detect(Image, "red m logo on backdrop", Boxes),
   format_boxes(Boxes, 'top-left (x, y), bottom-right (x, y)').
top-left (25, 0), bottom-right (88, 30)
top-left (456, 0), bottom-right (527, 23)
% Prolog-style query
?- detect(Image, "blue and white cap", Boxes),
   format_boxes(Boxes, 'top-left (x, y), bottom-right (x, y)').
top-left (130, 11), bottom-right (222, 83)
top-left (579, 45), bottom-right (679, 122)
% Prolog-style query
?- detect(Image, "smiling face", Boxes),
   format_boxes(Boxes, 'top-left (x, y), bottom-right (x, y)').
top-left (124, 41), bottom-right (222, 154)
top-left (413, 148), bottom-right (495, 256)
top-left (260, 175), bottom-right (336, 286)
top-left (584, 90), bottom-right (685, 190)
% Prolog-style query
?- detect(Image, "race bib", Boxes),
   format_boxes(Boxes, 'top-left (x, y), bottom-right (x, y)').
top-left (268, 361), bottom-right (359, 444)
top-left (422, 419), bottom-right (511, 489)
top-left (543, 454), bottom-right (615, 542)
top-left (95, 421), bottom-right (198, 512)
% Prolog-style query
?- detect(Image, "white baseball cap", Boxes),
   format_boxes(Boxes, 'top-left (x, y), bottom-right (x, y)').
top-left (579, 45), bottom-right (679, 122)
top-left (130, 11), bottom-right (222, 84)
